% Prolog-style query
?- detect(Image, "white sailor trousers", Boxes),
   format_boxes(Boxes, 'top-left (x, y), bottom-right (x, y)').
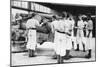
top-left (54, 31), bottom-right (72, 56)
top-left (76, 29), bottom-right (86, 50)
top-left (85, 30), bottom-right (93, 50)
top-left (26, 29), bottom-right (37, 50)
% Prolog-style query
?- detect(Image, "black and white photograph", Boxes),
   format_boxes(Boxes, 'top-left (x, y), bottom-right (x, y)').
top-left (11, 0), bottom-right (96, 66)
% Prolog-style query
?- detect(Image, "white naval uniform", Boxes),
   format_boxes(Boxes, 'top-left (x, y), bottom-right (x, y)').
top-left (51, 20), bottom-right (72, 56)
top-left (67, 19), bottom-right (76, 49)
top-left (87, 20), bottom-right (93, 38)
top-left (26, 18), bottom-right (39, 50)
top-left (85, 20), bottom-right (93, 50)
top-left (77, 20), bottom-right (86, 50)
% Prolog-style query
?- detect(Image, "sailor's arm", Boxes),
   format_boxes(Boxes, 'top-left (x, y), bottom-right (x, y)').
top-left (50, 23), bottom-right (55, 33)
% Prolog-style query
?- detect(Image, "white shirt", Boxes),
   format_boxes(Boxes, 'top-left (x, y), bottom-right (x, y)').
top-left (87, 20), bottom-right (93, 30)
top-left (77, 20), bottom-right (85, 29)
top-left (51, 19), bottom-right (73, 34)
top-left (26, 18), bottom-right (39, 29)
top-left (51, 20), bottom-right (65, 32)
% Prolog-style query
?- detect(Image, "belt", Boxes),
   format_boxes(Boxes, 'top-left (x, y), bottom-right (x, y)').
top-left (57, 30), bottom-right (66, 34)
top-left (56, 30), bottom-right (71, 36)
top-left (28, 28), bottom-right (36, 30)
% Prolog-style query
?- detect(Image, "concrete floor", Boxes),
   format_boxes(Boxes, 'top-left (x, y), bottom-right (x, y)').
top-left (11, 38), bottom-right (96, 66)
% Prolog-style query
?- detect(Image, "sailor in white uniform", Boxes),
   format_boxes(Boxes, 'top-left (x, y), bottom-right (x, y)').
top-left (76, 16), bottom-right (87, 52)
top-left (67, 16), bottom-right (75, 50)
top-left (85, 17), bottom-right (93, 58)
top-left (51, 15), bottom-right (72, 63)
top-left (26, 14), bottom-right (42, 57)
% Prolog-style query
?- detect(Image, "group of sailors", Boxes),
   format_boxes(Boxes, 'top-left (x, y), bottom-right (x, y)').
top-left (20, 12), bottom-right (93, 64)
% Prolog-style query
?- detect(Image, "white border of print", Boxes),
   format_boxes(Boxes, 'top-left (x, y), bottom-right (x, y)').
top-left (0, 0), bottom-right (98, 67)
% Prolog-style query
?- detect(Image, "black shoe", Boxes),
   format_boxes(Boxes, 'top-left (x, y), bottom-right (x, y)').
top-left (29, 55), bottom-right (36, 57)
top-left (31, 50), bottom-right (36, 57)
top-left (29, 49), bottom-right (32, 57)
top-left (52, 55), bottom-right (57, 59)
top-left (63, 50), bottom-right (72, 60)
top-left (72, 41), bottom-right (74, 50)
top-left (57, 55), bottom-right (64, 64)
top-left (85, 50), bottom-right (91, 59)
top-left (82, 43), bottom-right (85, 52)
top-left (60, 57), bottom-right (64, 64)
top-left (57, 55), bottom-right (60, 64)
top-left (83, 50), bottom-right (86, 52)
top-left (75, 44), bottom-right (79, 51)
top-left (29, 50), bottom-right (36, 57)
top-left (75, 48), bottom-right (80, 51)
top-left (63, 56), bottom-right (71, 60)
top-left (85, 54), bottom-right (91, 59)
top-left (69, 55), bottom-right (73, 58)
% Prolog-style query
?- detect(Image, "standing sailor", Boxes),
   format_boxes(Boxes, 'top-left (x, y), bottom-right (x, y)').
top-left (51, 14), bottom-right (72, 63)
top-left (76, 16), bottom-right (86, 51)
top-left (85, 17), bottom-right (93, 58)
top-left (26, 14), bottom-right (42, 57)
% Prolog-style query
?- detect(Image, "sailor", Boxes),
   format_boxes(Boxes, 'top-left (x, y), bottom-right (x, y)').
top-left (51, 14), bottom-right (72, 63)
top-left (26, 14), bottom-right (42, 57)
top-left (85, 17), bottom-right (93, 58)
top-left (76, 16), bottom-right (86, 52)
